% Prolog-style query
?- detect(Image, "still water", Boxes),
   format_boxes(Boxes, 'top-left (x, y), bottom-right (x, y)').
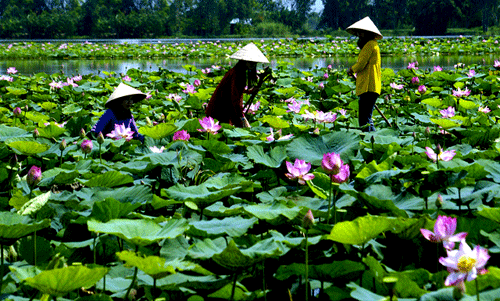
top-left (0, 54), bottom-right (497, 77)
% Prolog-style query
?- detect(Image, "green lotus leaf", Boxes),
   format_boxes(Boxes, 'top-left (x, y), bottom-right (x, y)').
top-left (246, 144), bottom-right (287, 168)
top-left (0, 125), bottom-right (29, 142)
top-left (476, 205), bottom-right (500, 224)
top-left (430, 118), bottom-right (461, 129)
top-left (36, 124), bottom-right (66, 138)
top-left (80, 171), bottom-right (134, 188)
top-left (458, 99), bottom-right (477, 110)
top-left (188, 216), bottom-right (258, 238)
top-left (39, 101), bottom-right (58, 111)
top-left (155, 273), bottom-right (231, 291)
top-left (38, 168), bottom-right (79, 187)
top-left (327, 215), bottom-right (400, 245)
top-left (307, 172), bottom-right (332, 199)
top-left (244, 201), bottom-right (301, 225)
top-left (258, 115), bottom-right (290, 129)
top-left (9, 265), bottom-right (43, 282)
top-left (347, 282), bottom-right (416, 301)
top-left (421, 98), bottom-right (442, 108)
top-left (203, 202), bottom-right (247, 218)
top-left (0, 212), bottom-right (50, 245)
top-left (87, 197), bottom-right (142, 222)
top-left (213, 238), bottom-right (284, 270)
top-left (275, 260), bottom-right (365, 281)
top-left (18, 191), bottom-right (51, 216)
top-left (116, 250), bottom-right (176, 279)
top-left (196, 139), bottom-right (232, 154)
top-left (87, 218), bottom-right (188, 247)
top-left (24, 265), bottom-right (109, 297)
top-left (286, 131), bottom-right (360, 166)
top-left (6, 86), bottom-right (28, 95)
top-left (7, 140), bottom-right (51, 155)
top-left (86, 185), bottom-right (152, 205)
top-left (75, 294), bottom-right (114, 301)
top-left (207, 282), bottom-right (250, 301)
top-left (139, 123), bottom-right (177, 140)
top-left (25, 111), bottom-right (50, 123)
top-left (61, 103), bottom-right (82, 114)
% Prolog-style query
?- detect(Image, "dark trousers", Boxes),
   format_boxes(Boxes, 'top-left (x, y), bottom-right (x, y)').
top-left (358, 92), bottom-right (379, 132)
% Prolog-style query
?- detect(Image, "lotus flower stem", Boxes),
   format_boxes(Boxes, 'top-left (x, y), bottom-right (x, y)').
top-left (99, 144), bottom-right (102, 165)
top-left (125, 246), bottom-right (139, 301)
top-left (230, 272), bottom-right (238, 301)
top-left (262, 261), bottom-right (267, 301)
top-left (305, 229), bottom-right (309, 301)
top-left (0, 243), bottom-right (3, 292)
top-left (33, 230), bottom-right (37, 266)
top-left (327, 180), bottom-right (332, 224)
top-left (476, 278), bottom-right (480, 301)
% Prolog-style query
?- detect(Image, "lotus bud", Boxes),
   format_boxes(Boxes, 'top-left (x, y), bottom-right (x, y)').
top-left (97, 132), bottom-right (104, 145)
top-left (318, 82), bottom-right (324, 90)
top-left (146, 117), bottom-right (152, 126)
top-left (13, 107), bottom-right (21, 117)
top-left (435, 194), bottom-right (443, 209)
top-left (27, 166), bottom-right (42, 186)
top-left (33, 128), bottom-right (39, 139)
top-left (412, 132), bottom-right (416, 139)
top-left (80, 128), bottom-right (86, 139)
top-left (81, 139), bottom-right (93, 154)
top-left (425, 127), bottom-right (431, 137)
top-left (302, 209), bottom-right (315, 230)
top-left (25, 105), bottom-right (29, 112)
top-left (59, 139), bottom-right (67, 151)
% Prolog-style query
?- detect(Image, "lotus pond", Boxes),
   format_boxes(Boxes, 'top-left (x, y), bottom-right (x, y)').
top-left (2, 50), bottom-right (500, 301)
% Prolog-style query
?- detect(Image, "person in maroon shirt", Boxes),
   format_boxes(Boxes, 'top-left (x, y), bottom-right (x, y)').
top-left (205, 43), bottom-right (269, 128)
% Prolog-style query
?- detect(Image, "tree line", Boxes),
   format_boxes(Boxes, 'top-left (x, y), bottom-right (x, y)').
top-left (0, 0), bottom-right (498, 39)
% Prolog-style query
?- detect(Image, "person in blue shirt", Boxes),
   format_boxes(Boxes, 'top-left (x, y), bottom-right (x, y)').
top-left (91, 83), bottom-right (146, 143)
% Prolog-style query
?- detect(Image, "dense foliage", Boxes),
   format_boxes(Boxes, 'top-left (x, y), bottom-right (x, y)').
top-left (1, 40), bottom-right (500, 300)
top-left (2, 36), bottom-right (500, 62)
top-left (0, 0), bottom-right (499, 38)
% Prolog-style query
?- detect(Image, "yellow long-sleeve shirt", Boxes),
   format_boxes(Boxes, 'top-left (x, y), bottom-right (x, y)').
top-left (351, 40), bottom-right (381, 96)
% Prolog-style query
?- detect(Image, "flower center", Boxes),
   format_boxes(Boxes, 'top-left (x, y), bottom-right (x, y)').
top-left (457, 255), bottom-right (476, 273)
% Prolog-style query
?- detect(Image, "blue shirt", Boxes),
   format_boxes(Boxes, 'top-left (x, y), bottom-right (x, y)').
top-left (91, 108), bottom-right (144, 143)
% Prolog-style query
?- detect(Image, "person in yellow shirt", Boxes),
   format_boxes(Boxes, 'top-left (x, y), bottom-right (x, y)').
top-left (346, 17), bottom-right (382, 132)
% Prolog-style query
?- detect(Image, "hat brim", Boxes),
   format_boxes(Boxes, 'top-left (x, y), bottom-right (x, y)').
top-left (346, 28), bottom-right (383, 40)
top-left (105, 83), bottom-right (147, 108)
top-left (230, 43), bottom-right (269, 63)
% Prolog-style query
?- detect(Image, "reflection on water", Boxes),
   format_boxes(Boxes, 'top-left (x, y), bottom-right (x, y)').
top-left (1, 54), bottom-right (498, 77)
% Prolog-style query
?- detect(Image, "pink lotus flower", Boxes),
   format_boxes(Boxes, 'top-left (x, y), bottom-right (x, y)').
top-left (478, 106), bottom-right (491, 113)
top-left (194, 79), bottom-right (201, 86)
top-left (418, 85), bottom-right (427, 93)
top-left (266, 128), bottom-right (293, 142)
top-left (0, 75), bottom-right (13, 82)
top-left (167, 93), bottom-right (182, 102)
top-left (322, 152), bottom-right (343, 175)
top-left (390, 82), bottom-right (404, 90)
top-left (411, 77), bottom-right (419, 84)
top-left (122, 75), bottom-right (132, 82)
top-left (407, 62), bottom-right (418, 70)
top-left (434, 66), bottom-right (443, 72)
top-left (332, 164), bottom-right (350, 184)
top-left (339, 109), bottom-right (347, 117)
top-left (494, 60), bottom-right (500, 68)
top-left (420, 215), bottom-right (468, 250)
top-left (452, 87), bottom-right (471, 98)
top-left (302, 209), bottom-right (315, 229)
top-left (439, 240), bottom-right (489, 289)
top-left (149, 146), bottom-right (165, 153)
top-left (319, 82), bottom-right (324, 90)
top-left (425, 145), bottom-right (456, 163)
top-left (173, 130), bottom-right (190, 141)
top-left (81, 139), bottom-right (93, 154)
top-left (301, 110), bottom-right (337, 123)
top-left (27, 166), bottom-right (42, 186)
top-left (323, 73), bottom-right (329, 79)
top-left (285, 159), bottom-right (315, 185)
top-left (6, 67), bottom-right (17, 74)
top-left (182, 84), bottom-right (196, 94)
top-left (49, 81), bottom-right (64, 89)
top-left (197, 116), bottom-right (221, 135)
top-left (106, 123), bottom-right (135, 141)
top-left (440, 106), bottom-right (455, 118)
top-left (287, 100), bottom-right (303, 114)
top-left (467, 69), bottom-right (476, 78)
top-left (244, 101), bottom-right (261, 115)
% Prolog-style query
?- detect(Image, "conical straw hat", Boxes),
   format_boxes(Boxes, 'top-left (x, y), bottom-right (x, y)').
top-left (346, 17), bottom-right (383, 40)
top-left (230, 43), bottom-right (269, 63)
top-left (105, 83), bottom-right (147, 108)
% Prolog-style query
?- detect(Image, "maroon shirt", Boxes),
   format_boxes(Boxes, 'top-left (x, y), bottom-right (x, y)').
top-left (205, 62), bottom-right (247, 127)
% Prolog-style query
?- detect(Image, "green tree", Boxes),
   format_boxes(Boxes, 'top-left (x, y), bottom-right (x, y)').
top-left (407, 0), bottom-right (461, 35)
